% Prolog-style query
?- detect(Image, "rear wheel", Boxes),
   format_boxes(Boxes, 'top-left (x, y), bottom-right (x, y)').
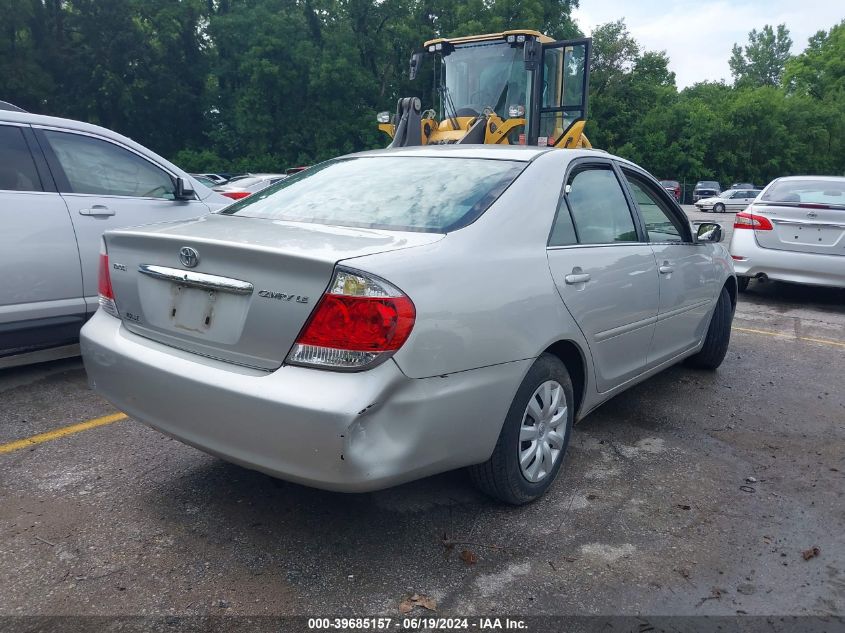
top-left (469, 354), bottom-right (574, 505)
top-left (713, 202), bottom-right (725, 213)
top-left (685, 287), bottom-right (733, 370)
top-left (737, 276), bottom-right (750, 292)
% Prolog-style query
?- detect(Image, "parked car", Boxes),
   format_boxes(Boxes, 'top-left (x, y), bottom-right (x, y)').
top-left (693, 181), bottom-right (721, 202)
top-left (659, 179), bottom-right (681, 201)
top-left (191, 173), bottom-right (228, 185)
top-left (214, 173), bottom-right (287, 200)
top-left (730, 182), bottom-right (755, 189)
top-left (81, 146), bottom-right (735, 504)
top-left (192, 175), bottom-right (219, 187)
top-left (695, 188), bottom-right (761, 213)
top-left (730, 176), bottom-right (845, 291)
top-left (0, 109), bottom-right (230, 368)
top-left (0, 100), bottom-right (26, 112)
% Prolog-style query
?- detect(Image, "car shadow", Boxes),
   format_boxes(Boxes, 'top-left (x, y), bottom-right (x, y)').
top-left (739, 279), bottom-right (845, 313)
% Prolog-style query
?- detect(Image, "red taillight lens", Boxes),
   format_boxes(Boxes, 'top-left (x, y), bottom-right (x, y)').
top-left (734, 211), bottom-right (773, 231)
top-left (222, 191), bottom-right (251, 200)
top-left (297, 294), bottom-right (415, 351)
top-left (98, 252), bottom-right (114, 299)
top-left (97, 246), bottom-right (119, 316)
top-left (287, 268), bottom-right (416, 370)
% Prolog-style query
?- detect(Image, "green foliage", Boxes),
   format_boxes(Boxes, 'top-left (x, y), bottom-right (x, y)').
top-left (729, 24), bottom-right (792, 88)
top-left (783, 20), bottom-right (845, 99)
top-left (1, 4), bottom-right (843, 182)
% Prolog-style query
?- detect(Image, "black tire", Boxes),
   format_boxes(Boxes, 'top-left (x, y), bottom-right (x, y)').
top-left (737, 276), bottom-right (750, 292)
top-left (685, 286), bottom-right (733, 370)
top-left (714, 202), bottom-right (725, 213)
top-left (469, 354), bottom-right (574, 505)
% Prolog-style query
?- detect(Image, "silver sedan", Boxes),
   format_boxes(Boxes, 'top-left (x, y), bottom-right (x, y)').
top-left (80, 146), bottom-right (736, 504)
top-left (730, 176), bottom-right (845, 291)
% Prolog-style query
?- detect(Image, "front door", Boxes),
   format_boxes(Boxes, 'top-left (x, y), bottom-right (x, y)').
top-left (35, 128), bottom-right (209, 314)
top-left (546, 162), bottom-right (658, 393)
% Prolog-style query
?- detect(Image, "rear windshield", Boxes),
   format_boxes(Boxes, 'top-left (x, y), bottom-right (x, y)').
top-left (218, 156), bottom-right (525, 232)
top-left (761, 179), bottom-right (845, 207)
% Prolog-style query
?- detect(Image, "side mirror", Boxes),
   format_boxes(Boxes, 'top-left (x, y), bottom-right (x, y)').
top-left (409, 52), bottom-right (423, 80)
top-left (696, 222), bottom-right (722, 243)
top-left (174, 176), bottom-right (196, 200)
top-left (524, 39), bottom-right (541, 71)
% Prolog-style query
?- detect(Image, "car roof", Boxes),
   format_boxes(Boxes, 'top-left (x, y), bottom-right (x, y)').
top-left (773, 175), bottom-right (845, 182)
top-left (347, 145), bottom-right (554, 162)
top-left (343, 146), bottom-right (634, 173)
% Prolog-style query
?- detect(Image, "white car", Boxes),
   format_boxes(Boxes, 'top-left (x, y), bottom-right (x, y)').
top-left (730, 176), bottom-right (845, 290)
top-left (695, 189), bottom-right (761, 213)
top-left (213, 173), bottom-right (287, 200)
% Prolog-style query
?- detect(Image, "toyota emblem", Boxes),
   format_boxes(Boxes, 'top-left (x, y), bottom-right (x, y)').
top-left (179, 246), bottom-right (200, 268)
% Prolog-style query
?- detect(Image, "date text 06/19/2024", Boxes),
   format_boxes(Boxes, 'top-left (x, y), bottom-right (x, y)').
top-left (307, 617), bottom-right (528, 630)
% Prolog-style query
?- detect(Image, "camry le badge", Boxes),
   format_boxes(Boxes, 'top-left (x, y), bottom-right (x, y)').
top-left (258, 290), bottom-right (309, 303)
top-left (179, 246), bottom-right (200, 268)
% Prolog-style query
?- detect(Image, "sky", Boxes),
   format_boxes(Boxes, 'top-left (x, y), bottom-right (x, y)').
top-left (572, 0), bottom-right (845, 89)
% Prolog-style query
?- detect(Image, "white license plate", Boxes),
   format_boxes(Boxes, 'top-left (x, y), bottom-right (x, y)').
top-left (171, 285), bottom-right (219, 332)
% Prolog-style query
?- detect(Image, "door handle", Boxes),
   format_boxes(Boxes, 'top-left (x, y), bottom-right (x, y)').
top-left (564, 273), bottom-right (591, 285)
top-left (78, 205), bottom-right (114, 217)
top-left (659, 265), bottom-right (674, 275)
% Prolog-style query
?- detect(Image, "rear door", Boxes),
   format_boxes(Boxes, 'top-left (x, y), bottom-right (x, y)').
top-left (619, 167), bottom-right (718, 365)
top-left (546, 160), bottom-right (658, 393)
top-left (528, 38), bottom-right (591, 148)
top-left (35, 128), bottom-right (211, 315)
top-left (0, 123), bottom-right (84, 355)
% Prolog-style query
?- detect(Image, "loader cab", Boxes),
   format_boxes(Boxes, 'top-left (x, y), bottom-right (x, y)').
top-left (380, 31), bottom-right (591, 148)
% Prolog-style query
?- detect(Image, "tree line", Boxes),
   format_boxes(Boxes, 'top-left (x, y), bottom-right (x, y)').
top-left (2, 1), bottom-right (843, 187)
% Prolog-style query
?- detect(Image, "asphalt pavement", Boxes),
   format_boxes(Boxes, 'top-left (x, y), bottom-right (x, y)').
top-left (0, 210), bottom-right (842, 622)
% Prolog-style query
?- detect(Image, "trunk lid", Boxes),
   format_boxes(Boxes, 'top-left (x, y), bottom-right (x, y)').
top-left (752, 202), bottom-right (845, 256)
top-left (105, 214), bottom-right (443, 369)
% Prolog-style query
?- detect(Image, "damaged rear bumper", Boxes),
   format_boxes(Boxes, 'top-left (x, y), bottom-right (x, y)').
top-left (80, 310), bottom-right (528, 492)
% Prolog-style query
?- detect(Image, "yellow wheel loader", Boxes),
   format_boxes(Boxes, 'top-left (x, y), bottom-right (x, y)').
top-left (378, 30), bottom-right (592, 149)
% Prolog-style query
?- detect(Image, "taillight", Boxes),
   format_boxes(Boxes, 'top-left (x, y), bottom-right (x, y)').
top-left (734, 211), bottom-right (773, 231)
top-left (222, 191), bottom-right (251, 200)
top-left (97, 241), bottom-right (119, 317)
top-left (287, 267), bottom-right (416, 371)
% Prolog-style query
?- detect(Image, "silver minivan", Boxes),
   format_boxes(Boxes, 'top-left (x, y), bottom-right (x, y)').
top-left (0, 109), bottom-right (230, 367)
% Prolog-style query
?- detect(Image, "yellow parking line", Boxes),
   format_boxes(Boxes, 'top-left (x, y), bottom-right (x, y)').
top-left (2, 326), bottom-right (840, 455)
top-left (734, 326), bottom-right (845, 349)
top-left (0, 412), bottom-right (127, 455)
